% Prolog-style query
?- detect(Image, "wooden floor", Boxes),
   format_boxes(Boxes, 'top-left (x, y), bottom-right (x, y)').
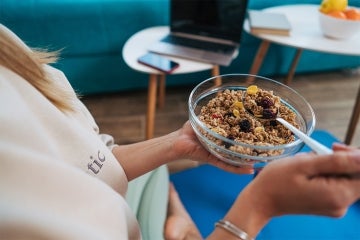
top-left (82, 69), bottom-right (360, 147)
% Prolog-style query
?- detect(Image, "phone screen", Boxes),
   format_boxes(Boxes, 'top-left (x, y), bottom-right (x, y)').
top-left (138, 53), bottom-right (179, 73)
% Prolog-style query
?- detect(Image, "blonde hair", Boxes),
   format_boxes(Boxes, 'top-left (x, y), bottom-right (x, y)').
top-left (0, 27), bottom-right (76, 113)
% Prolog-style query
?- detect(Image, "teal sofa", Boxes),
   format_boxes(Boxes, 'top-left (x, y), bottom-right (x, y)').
top-left (1, 0), bottom-right (359, 95)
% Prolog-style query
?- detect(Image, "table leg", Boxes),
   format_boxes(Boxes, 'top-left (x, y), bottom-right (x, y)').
top-left (284, 48), bottom-right (303, 85)
top-left (211, 65), bottom-right (220, 76)
top-left (344, 83), bottom-right (360, 145)
top-left (158, 74), bottom-right (166, 108)
top-left (146, 74), bottom-right (158, 139)
top-left (249, 40), bottom-right (271, 76)
top-left (247, 40), bottom-right (270, 84)
top-left (211, 65), bottom-right (221, 85)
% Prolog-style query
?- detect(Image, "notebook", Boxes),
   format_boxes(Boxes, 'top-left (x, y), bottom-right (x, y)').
top-left (248, 10), bottom-right (291, 36)
top-left (148, 0), bottom-right (249, 66)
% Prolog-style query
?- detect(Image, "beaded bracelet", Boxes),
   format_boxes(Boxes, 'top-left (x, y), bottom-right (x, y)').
top-left (215, 219), bottom-right (255, 240)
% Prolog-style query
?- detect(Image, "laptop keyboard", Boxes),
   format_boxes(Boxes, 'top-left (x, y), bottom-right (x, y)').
top-left (161, 35), bottom-right (235, 54)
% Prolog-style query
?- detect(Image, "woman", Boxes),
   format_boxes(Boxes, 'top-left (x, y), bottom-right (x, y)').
top-left (1, 23), bottom-right (360, 240)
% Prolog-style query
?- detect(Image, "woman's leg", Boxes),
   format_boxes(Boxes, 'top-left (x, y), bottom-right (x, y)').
top-left (126, 166), bottom-right (202, 240)
top-left (126, 166), bottom-right (169, 240)
top-left (164, 183), bottom-right (203, 240)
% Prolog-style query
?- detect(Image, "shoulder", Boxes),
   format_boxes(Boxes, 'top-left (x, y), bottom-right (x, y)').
top-left (0, 24), bottom-right (31, 52)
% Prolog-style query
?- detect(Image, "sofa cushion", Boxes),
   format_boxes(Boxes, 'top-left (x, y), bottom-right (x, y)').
top-left (0, 0), bottom-right (168, 57)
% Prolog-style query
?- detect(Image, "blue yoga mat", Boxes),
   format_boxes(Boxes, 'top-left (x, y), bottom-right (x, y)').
top-left (170, 130), bottom-right (360, 239)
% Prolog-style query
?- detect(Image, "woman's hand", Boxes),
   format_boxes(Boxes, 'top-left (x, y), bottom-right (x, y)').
top-left (113, 120), bottom-right (253, 180)
top-left (172, 121), bottom-right (254, 174)
top-left (246, 149), bottom-right (360, 218)
top-left (211, 148), bottom-right (360, 239)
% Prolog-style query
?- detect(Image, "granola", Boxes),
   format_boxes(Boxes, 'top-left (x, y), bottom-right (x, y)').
top-left (198, 85), bottom-right (299, 157)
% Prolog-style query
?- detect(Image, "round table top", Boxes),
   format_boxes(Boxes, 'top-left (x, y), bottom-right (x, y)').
top-left (244, 4), bottom-right (360, 56)
top-left (122, 26), bottom-right (215, 75)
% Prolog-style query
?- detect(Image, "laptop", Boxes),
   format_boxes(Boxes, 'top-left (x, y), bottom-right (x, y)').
top-left (148, 0), bottom-right (249, 66)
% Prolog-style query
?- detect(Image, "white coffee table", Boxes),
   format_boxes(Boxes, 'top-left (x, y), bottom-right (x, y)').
top-left (123, 26), bottom-right (219, 139)
top-left (244, 4), bottom-right (360, 144)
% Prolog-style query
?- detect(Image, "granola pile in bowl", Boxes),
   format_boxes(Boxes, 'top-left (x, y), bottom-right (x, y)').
top-left (188, 74), bottom-right (316, 169)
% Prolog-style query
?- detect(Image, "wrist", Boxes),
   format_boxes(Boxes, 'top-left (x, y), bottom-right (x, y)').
top-left (214, 219), bottom-right (255, 240)
top-left (166, 129), bottom-right (184, 160)
top-left (167, 127), bottom-right (196, 161)
top-left (113, 132), bottom-right (176, 180)
top-left (224, 187), bottom-right (271, 238)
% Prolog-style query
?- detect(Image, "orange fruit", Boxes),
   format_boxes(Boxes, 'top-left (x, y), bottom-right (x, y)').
top-left (327, 10), bottom-right (347, 19)
top-left (344, 8), bottom-right (360, 20)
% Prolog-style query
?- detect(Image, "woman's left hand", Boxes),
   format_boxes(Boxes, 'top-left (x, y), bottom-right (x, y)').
top-left (172, 121), bottom-right (254, 174)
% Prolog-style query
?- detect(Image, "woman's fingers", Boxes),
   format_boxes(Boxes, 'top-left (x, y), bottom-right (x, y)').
top-left (301, 151), bottom-right (360, 209)
top-left (301, 150), bottom-right (360, 178)
top-left (210, 159), bottom-right (254, 174)
top-left (332, 142), bottom-right (358, 151)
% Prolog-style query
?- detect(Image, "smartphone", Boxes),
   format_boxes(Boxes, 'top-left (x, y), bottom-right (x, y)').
top-left (138, 53), bottom-right (180, 74)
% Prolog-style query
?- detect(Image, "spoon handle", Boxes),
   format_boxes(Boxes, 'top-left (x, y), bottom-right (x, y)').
top-left (275, 119), bottom-right (360, 179)
top-left (276, 118), bottom-right (333, 155)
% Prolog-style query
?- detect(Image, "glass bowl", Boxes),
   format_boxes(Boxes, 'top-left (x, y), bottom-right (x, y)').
top-left (188, 74), bottom-right (316, 169)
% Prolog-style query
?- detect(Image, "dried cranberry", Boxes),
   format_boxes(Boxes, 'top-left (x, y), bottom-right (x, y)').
top-left (239, 119), bottom-right (251, 132)
top-left (211, 113), bottom-right (221, 119)
top-left (224, 135), bottom-right (235, 149)
top-left (269, 120), bottom-right (277, 126)
top-left (263, 108), bottom-right (277, 119)
top-left (259, 97), bottom-right (274, 108)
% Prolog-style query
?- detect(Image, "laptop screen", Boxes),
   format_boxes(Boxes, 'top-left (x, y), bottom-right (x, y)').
top-left (170, 0), bottom-right (249, 43)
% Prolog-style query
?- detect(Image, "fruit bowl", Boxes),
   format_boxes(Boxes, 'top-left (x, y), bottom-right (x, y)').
top-left (188, 74), bottom-right (316, 169)
top-left (319, 8), bottom-right (360, 39)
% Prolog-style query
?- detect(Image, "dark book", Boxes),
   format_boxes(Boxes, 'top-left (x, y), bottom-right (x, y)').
top-left (248, 10), bottom-right (291, 36)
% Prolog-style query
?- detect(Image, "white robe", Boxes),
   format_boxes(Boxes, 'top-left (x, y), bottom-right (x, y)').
top-left (0, 24), bottom-right (141, 239)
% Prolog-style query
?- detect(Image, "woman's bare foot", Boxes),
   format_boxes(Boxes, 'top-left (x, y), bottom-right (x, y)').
top-left (164, 183), bottom-right (203, 240)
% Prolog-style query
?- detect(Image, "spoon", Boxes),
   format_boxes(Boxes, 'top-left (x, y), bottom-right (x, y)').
top-left (242, 90), bottom-right (333, 155)
top-left (275, 117), bottom-right (333, 155)
top-left (241, 89), bottom-right (360, 180)
top-left (278, 120), bottom-right (360, 179)
top-left (243, 91), bottom-right (360, 179)
top-left (267, 117), bottom-right (360, 179)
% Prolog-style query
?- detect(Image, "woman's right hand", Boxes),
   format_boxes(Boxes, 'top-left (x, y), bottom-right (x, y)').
top-left (209, 148), bottom-right (360, 239)
top-left (248, 149), bottom-right (360, 218)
